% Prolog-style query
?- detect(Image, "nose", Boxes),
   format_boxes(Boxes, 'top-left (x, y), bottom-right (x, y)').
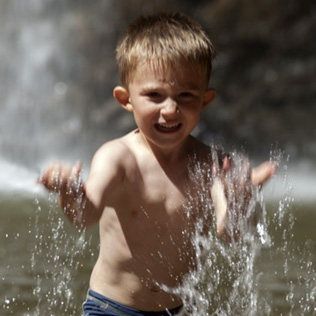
top-left (160, 98), bottom-right (178, 116)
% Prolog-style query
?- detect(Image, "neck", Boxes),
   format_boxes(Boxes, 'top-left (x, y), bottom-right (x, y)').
top-left (139, 132), bottom-right (196, 165)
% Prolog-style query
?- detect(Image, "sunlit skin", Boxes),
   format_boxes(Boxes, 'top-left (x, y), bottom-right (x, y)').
top-left (39, 62), bottom-right (275, 311)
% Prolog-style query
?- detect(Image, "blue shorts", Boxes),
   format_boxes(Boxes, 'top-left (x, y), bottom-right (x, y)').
top-left (82, 289), bottom-right (183, 316)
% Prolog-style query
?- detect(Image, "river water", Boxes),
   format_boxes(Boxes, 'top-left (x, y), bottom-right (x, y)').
top-left (1, 193), bottom-right (316, 315)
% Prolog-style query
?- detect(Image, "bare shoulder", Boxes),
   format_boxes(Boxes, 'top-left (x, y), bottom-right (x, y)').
top-left (85, 133), bottom-right (138, 210)
top-left (94, 137), bottom-right (131, 162)
top-left (90, 132), bottom-right (138, 175)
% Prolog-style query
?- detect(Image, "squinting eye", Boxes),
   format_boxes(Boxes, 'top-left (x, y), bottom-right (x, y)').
top-left (179, 92), bottom-right (194, 98)
top-left (147, 92), bottom-right (161, 98)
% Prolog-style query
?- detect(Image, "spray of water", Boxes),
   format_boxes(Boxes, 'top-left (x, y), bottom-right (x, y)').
top-left (160, 147), bottom-right (294, 316)
top-left (31, 174), bottom-right (97, 316)
top-left (28, 147), bottom-right (316, 315)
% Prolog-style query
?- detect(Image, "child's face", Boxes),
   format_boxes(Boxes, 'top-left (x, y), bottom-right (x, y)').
top-left (116, 62), bottom-right (215, 151)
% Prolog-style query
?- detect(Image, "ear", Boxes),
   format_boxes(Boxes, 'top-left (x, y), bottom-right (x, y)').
top-left (202, 88), bottom-right (216, 108)
top-left (113, 86), bottom-right (133, 113)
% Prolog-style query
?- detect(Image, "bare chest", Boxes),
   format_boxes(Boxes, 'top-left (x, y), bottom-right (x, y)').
top-left (137, 165), bottom-right (190, 214)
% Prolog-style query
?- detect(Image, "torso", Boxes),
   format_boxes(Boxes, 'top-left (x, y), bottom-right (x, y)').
top-left (89, 131), bottom-right (211, 311)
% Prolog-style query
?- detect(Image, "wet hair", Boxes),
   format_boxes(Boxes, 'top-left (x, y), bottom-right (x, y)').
top-left (116, 12), bottom-right (217, 88)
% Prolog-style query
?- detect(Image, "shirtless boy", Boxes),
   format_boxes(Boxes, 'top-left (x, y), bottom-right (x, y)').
top-left (40, 12), bottom-right (275, 316)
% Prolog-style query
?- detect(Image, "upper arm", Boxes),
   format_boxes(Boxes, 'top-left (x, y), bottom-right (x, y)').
top-left (85, 140), bottom-right (127, 214)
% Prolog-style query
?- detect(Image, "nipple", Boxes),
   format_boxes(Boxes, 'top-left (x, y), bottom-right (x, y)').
top-left (150, 285), bottom-right (161, 292)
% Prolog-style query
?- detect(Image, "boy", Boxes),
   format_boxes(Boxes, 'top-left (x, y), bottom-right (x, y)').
top-left (40, 12), bottom-right (275, 316)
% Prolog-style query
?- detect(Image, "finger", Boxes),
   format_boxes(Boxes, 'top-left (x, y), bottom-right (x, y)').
top-left (38, 165), bottom-right (57, 185)
top-left (251, 161), bottom-right (276, 186)
top-left (39, 164), bottom-right (67, 191)
top-left (64, 161), bottom-right (82, 192)
top-left (222, 156), bottom-right (230, 171)
top-left (241, 157), bottom-right (251, 183)
top-left (69, 161), bottom-right (82, 182)
top-left (73, 160), bottom-right (82, 177)
top-left (49, 165), bottom-right (63, 189)
top-left (211, 178), bottom-right (228, 236)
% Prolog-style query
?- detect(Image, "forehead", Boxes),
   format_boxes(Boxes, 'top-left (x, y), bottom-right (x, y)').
top-left (130, 61), bottom-right (206, 89)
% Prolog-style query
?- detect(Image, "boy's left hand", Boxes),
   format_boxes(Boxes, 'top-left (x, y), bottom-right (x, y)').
top-left (212, 159), bottom-right (276, 240)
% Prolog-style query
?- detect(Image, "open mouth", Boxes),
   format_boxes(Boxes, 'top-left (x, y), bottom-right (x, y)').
top-left (155, 123), bottom-right (182, 133)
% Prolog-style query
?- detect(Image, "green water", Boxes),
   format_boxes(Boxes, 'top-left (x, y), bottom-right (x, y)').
top-left (1, 194), bottom-right (315, 315)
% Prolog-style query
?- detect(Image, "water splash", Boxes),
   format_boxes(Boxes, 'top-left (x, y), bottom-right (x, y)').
top-left (160, 147), bottom-right (308, 316)
top-left (26, 148), bottom-right (316, 315)
top-left (31, 190), bottom-right (97, 316)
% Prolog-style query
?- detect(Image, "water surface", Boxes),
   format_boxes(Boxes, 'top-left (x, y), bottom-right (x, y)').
top-left (1, 195), bottom-right (315, 315)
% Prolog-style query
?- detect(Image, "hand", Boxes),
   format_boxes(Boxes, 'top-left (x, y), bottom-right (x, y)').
top-left (38, 161), bottom-right (88, 227)
top-left (38, 161), bottom-right (82, 194)
top-left (212, 156), bottom-right (276, 241)
top-left (221, 156), bottom-right (276, 187)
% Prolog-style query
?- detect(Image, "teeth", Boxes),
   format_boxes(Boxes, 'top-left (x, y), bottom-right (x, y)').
top-left (156, 123), bottom-right (180, 132)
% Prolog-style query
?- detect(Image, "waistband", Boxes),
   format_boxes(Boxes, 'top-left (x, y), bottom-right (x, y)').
top-left (86, 289), bottom-right (183, 316)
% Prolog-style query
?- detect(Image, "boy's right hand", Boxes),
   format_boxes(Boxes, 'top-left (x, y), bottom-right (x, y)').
top-left (38, 161), bottom-right (91, 227)
top-left (38, 161), bottom-right (82, 194)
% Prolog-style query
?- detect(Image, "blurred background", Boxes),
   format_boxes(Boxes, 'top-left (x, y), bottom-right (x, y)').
top-left (0, 1), bottom-right (315, 315)
top-left (0, 0), bottom-right (315, 200)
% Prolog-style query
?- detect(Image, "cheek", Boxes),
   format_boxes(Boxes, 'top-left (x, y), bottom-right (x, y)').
top-left (135, 102), bottom-right (159, 117)
top-left (132, 104), bottom-right (158, 125)
top-left (183, 105), bottom-right (202, 120)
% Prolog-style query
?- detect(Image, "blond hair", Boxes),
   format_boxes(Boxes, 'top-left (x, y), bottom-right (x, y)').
top-left (116, 12), bottom-right (217, 88)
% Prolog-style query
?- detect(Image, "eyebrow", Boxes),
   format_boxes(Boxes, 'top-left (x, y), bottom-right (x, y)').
top-left (141, 84), bottom-right (161, 91)
top-left (180, 83), bottom-right (201, 90)
top-left (141, 82), bottom-right (201, 91)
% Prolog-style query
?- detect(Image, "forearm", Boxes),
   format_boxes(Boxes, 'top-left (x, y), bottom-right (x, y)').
top-left (59, 184), bottom-right (101, 228)
top-left (211, 178), bottom-right (228, 236)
